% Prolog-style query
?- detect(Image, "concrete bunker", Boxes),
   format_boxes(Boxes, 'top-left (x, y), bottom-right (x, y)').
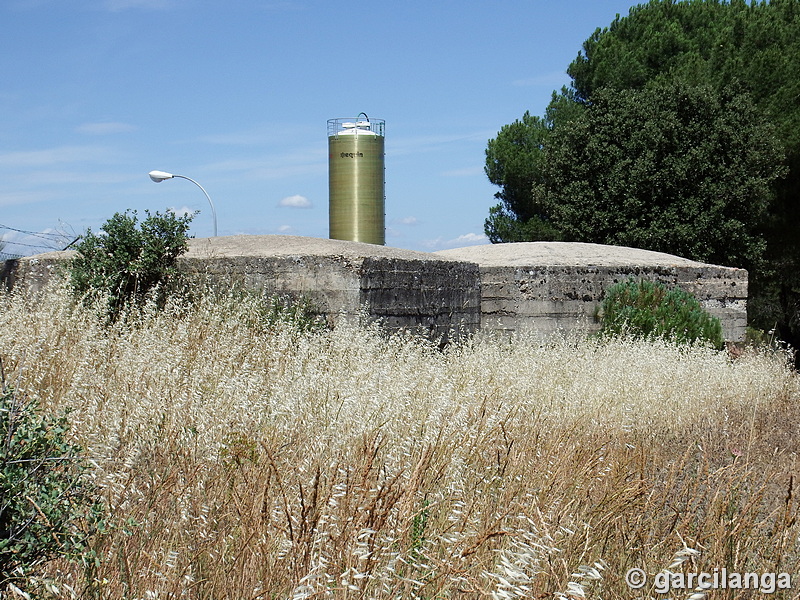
top-left (437, 241), bottom-right (747, 342)
top-left (3, 237), bottom-right (747, 342)
top-left (3, 235), bottom-right (482, 342)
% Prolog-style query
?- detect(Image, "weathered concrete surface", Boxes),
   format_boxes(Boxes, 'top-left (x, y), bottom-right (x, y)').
top-left (181, 236), bottom-right (481, 339)
top-left (436, 242), bottom-right (748, 342)
top-left (3, 236), bottom-right (482, 341)
top-left (1, 253), bottom-right (68, 295)
top-left (2, 237), bottom-right (748, 342)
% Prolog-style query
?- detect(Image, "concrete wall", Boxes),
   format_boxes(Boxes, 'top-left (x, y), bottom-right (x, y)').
top-left (437, 242), bottom-right (748, 342)
top-left (178, 240), bottom-right (481, 341)
top-left (358, 257), bottom-right (480, 335)
top-left (3, 236), bottom-right (481, 342)
top-left (2, 237), bottom-right (748, 342)
top-left (475, 264), bottom-right (746, 340)
top-left (1, 255), bottom-right (64, 296)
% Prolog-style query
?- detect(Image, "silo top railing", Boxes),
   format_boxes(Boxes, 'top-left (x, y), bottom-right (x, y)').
top-left (328, 116), bottom-right (385, 138)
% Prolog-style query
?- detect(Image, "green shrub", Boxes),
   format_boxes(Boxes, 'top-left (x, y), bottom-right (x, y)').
top-left (0, 365), bottom-right (105, 591)
top-left (598, 278), bottom-right (725, 350)
top-left (211, 287), bottom-right (328, 335)
top-left (69, 209), bottom-right (193, 319)
top-left (261, 294), bottom-right (328, 333)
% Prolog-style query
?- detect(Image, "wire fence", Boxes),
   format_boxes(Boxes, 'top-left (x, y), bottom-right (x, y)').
top-left (1, 222), bottom-right (78, 258)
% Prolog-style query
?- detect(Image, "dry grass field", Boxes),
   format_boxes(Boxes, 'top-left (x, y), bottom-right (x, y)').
top-left (1, 284), bottom-right (798, 599)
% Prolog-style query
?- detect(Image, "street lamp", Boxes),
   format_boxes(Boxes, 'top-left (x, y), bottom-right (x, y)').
top-left (148, 170), bottom-right (217, 237)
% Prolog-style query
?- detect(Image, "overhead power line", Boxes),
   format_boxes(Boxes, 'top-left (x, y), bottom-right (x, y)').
top-left (1, 239), bottom-right (62, 250)
top-left (0, 223), bottom-right (66, 241)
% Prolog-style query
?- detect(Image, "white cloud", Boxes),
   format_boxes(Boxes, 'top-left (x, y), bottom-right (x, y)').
top-left (451, 232), bottom-right (489, 246)
top-left (399, 216), bottom-right (418, 226)
top-left (421, 232), bottom-right (489, 251)
top-left (169, 206), bottom-right (194, 218)
top-left (76, 121), bottom-right (136, 135)
top-left (279, 195), bottom-right (312, 209)
top-left (277, 224), bottom-right (293, 233)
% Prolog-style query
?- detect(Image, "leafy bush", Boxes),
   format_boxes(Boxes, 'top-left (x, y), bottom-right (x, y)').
top-left (69, 209), bottom-right (193, 319)
top-left (260, 294), bottom-right (328, 334)
top-left (0, 365), bottom-right (105, 591)
top-left (599, 278), bottom-right (725, 350)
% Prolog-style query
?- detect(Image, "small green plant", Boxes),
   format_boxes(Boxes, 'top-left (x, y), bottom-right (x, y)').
top-left (220, 431), bottom-right (259, 468)
top-left (69, 209), bottom-right (194, 319)
top-left (228, 289), bottom-right (327, 334)
top-left (409, 499), bottom-right (430, 557)
top-left (598, 278), bottom-right (725, 350)
top-left (262, 294), bottom-right (327, 333)
top-left (0, 361), bottom-right (105, 592)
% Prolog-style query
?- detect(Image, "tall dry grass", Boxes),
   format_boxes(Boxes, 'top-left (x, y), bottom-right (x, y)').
top-left (1, 283), bottom-right (798, 599)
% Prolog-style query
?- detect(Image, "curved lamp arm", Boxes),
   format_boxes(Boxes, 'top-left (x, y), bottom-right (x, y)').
top-left (148, 170), bottom-right (217, 237)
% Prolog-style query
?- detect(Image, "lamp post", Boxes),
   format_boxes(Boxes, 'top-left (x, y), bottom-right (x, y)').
top-left (148, 170), bottom-right (217, 237)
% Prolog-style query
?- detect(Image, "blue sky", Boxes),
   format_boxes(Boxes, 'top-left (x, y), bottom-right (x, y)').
top-left (1, 0), bottom-right (640, 256)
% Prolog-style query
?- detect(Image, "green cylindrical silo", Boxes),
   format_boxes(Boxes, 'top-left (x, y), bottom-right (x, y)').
top-left (328, 116), bottom-right (385, 245)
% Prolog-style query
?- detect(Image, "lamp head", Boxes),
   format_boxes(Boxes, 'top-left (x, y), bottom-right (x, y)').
top-left (148, 170), bottom-right (174, 183)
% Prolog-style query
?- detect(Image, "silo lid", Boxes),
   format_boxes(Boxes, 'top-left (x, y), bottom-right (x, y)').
top-left (339, 126), bottom-right (378, 136)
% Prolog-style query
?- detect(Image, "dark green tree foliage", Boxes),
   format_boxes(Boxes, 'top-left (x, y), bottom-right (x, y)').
top-left (567, 0), bottom-right (800, 344)
top-left (569, 0), bottom-right (800, 143)
top-left (486, 0), bottom-right (800, 348)
top-left (599, 278), bottom-right (725, 350)
top-left (0, 374), bottom-right (104, 588)
top-left (484, 111), bottom-right (561, 242)
top-left (484, 94), bottom-right (587, 243)
top-left (538, 81), bottom-right (784, 268)
top-left (70, 210), bottom-right (193, 319)
top-left (485, 111), bottom-right (546, 223)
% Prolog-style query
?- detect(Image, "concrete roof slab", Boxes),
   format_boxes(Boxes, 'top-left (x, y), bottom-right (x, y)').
top-left (436, 242), bottom-right (721, 268)
top-left (186, 235), bottom-right (464, 263)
